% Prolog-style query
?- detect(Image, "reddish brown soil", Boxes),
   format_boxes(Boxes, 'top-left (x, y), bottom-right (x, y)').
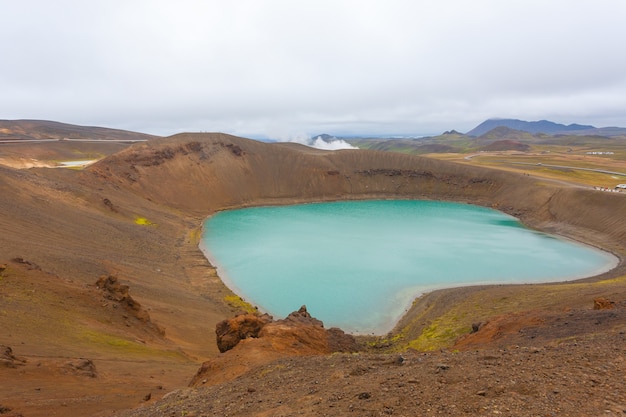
top-left (117, 331), bottom-right (626, 417)
top-left (1, 130), bottom-right (625, 416)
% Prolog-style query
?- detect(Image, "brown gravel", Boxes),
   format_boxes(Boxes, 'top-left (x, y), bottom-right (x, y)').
top-left (117, 330), bottom-right (626, 417)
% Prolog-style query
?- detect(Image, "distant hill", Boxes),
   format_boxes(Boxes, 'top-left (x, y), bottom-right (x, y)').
top-left (467, 119), bottom-right (595, 136)
top-left (476, 126), bottom-right (537, 142)
top-left (0, 119), bottom-right (159, 141)
top-left (479, 139), bottom-right (531, 152)
top-left (312, 133), bottom-right (337, 142)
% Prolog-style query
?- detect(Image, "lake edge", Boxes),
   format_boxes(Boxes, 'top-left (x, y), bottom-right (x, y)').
top-left (199, 199), bottom-right (620, 335)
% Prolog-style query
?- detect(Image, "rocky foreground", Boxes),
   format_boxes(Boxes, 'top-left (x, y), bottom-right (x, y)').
top-left (117, 305), bottom-right (626, 417)
top-left (118, 339), bottom-right (626, 416)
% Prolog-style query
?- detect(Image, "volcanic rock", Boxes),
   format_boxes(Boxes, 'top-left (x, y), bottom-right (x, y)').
top-left (0, 346), bottom-right (26, 368)
top-left (95, 275), bottom-right (163, 334)
top-left (215, 313), bottom-right (273, 353)
top-left (190, 306), bottom-right (358, 387)
top-left (11, 257), bottom-right (41, 271)
top-left (63, 359), bottom-right (97, 378)
top-left (327, 327), bottom-right (360, 352)
top-left (593, 297), bottom-right (615, 310)
top-left (96, 275), bottom-right (147, 318)
top-left (284, 305), bottom-right (323, 326)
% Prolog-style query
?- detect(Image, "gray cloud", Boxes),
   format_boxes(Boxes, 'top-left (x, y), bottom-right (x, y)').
top-left (2, 0), bottom-right (626, 137)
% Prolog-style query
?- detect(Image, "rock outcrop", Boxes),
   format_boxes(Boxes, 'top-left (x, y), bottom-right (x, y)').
top-left (95, 275), bottom-right (163, 335)
top-left (0, 346), bottom-right (26, 368)
top-left (190, 306), bottom-right (359, 387)
top-left (96, 275), bottom-right (148, 320)
top-left (593, 297), bottom-right (615, 310)
top-left (215, 312), bottom-right (273, 353)
top-left (63, 359), bottom-right (97, 378)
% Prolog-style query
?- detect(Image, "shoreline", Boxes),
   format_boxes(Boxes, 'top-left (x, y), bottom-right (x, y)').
top-left (197, 232), bottom-right (266, 314)
top-left (196, 200), bottom-right (622, 337)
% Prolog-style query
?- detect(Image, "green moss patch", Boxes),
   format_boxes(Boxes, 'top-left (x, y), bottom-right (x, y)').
top-left (81, 330), bottom-right (185, 360)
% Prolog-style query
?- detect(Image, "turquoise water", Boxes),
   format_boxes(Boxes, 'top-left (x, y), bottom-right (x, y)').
top-left (201, 200), bottom-right (616, 334)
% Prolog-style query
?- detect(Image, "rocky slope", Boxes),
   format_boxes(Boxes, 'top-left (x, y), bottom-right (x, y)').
top-left (117, 297), bottom-right (626, 416)
top-left (118, 330), bottom-right (626, 417)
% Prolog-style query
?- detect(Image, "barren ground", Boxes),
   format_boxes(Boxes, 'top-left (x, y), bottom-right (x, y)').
top-left (1, 131), bottom-right (625, 416)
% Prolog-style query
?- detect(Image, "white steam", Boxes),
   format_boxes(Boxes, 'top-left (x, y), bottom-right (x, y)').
top-left (273, 132), bottom-right (357, 150)
top-left (310, 136), bottom-right (358, 150)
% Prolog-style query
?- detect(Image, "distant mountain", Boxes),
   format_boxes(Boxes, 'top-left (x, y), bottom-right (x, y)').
top-left (476, 126), bottom-right (537, 142)
top-left (0, 119), bottom-right (159, 141)
top-left (467, 119), bottom-right (595, 136)
top-left (312, 133), bottom-right (337, 142)
top-left (442, 130), bottom-right (463, 135)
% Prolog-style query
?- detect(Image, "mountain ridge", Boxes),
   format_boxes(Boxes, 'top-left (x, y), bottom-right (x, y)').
top-left (465, 118), bottom-right (626, 136)
top-left (0, 119), bottom-right (159, 141)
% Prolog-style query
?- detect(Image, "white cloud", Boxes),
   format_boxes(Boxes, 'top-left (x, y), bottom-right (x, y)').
top-left (2, 0), bottom-right (626, 136)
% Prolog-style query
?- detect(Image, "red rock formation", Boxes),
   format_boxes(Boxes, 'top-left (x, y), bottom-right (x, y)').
top-left (95, 275), bottom-right (163, 334)
top-left (593, 297), bottom-right (615, 310)
top-left (215, 313), bottom-right (273, 353)
top-left (190, 306), bottom-right (358, 387)
top-left (0, 346), bottom-right (26, 368)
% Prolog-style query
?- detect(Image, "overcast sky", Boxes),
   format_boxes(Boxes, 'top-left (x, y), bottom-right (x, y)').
top-left (2, 1), bottom-right (626, 139)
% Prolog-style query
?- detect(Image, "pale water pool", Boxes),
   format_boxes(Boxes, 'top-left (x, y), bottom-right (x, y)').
top-left (200, 200), bottom-right (616, 334)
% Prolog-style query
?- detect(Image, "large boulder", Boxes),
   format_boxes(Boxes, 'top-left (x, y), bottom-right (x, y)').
top-left (190, 306), bottom-right (359, 387)
top-left (215, 313), bottom-right (273, 353)
top-left (593, 297), bottom-right (615, 310)
top-left (327, 327), bottom-right (360, 353)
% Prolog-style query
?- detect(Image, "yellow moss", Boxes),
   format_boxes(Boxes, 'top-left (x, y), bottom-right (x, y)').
top-left (80, 330), bottom-right (184, 359)
top-left (365, 330), bottom-right (407, 351)
top-left (407, 321), bottom-right (471, 352)
top-left (134, 216), bottom-right (155, 226)
top-left (188, 228), bottom-right (203, 244)
top-left (224, 294), bottom-right (257, 313)
top-left (397, 274), bottom-right (626, 352)
top-left (594, 275), bottom-right (626, 285)
top-left (82, 330), bottom-right (135, 348)
top-left (390, 333), bottom-right (404, 343)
